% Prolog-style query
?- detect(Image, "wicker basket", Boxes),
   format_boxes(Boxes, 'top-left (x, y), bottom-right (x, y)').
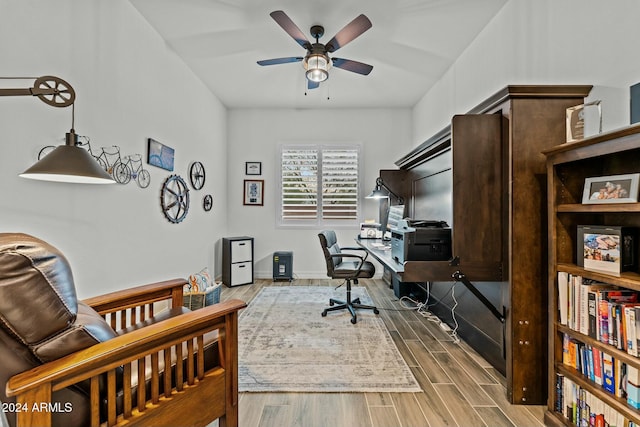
top-left (183, 284), bottom-right (221, 310)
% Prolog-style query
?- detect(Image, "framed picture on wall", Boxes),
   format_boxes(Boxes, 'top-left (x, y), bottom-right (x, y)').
top-left (147, 138), bottom-right (175, 171)
top-left (245, 161), bottom-right (262, 175)
top-left (243, 179), bottom-right (264, 206)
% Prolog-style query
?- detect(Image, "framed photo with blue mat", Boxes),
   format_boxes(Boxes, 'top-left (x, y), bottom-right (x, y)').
top-left (147, 138), bottom-right (175, 171)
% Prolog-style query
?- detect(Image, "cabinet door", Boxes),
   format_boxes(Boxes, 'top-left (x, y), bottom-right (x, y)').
top-left (231, 262), bottom-right (253, 286)
top-left (451, 114), bottom-right (503, 267)
top-left (231, 240), bottom-right (252, 262)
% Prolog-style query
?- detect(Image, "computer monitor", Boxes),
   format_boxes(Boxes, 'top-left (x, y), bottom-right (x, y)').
top-left (379, 204), bottom-right (404, 239)
top-left (387, 204), bottom-right (405, 231)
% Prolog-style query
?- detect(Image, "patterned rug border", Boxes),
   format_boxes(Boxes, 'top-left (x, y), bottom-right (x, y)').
top-left (238, 286), bottom-right (422, 393)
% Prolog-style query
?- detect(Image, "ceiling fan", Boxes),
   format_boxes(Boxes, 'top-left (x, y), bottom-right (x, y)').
top-left (257, 10), bottom-right (373, 90)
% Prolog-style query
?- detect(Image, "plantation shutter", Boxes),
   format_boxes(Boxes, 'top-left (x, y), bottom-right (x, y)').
top-left (321, 148), bottom-right (358, 220)
top-left (280, 144), bottom-right (360, 226)
top-left (281, 148), bottom-right (318, 220)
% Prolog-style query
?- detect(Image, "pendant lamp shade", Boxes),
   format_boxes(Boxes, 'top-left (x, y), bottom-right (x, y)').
top-left (20, 132), bottom-right (115, 184)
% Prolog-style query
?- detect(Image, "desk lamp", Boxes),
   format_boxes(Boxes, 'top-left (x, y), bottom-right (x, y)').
top-left (366, 177), bottom-right (404, 204)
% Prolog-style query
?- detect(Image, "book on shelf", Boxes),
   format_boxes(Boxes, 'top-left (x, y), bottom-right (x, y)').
top-left (556, 374), bottom-right (633, 427)
top-left (602, 352), bottom-right (615, 394)
top-left (557, 272), bottom-right (640, 351)
top-left (628, 365), bottom-right (640, 409)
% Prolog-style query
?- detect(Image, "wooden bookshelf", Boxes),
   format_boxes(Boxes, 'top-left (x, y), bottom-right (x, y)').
top-left (545, 124), bottom-right (640, 426)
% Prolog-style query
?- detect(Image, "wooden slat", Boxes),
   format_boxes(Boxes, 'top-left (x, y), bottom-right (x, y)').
top-left (163, 348), bottom-right (172, 398)
top-left (123, 363), bottom-right (132, 418)
top-left (16, 384), bottom-right (53, 427)
top-left (187, 339), bottom-right (195, 385)
top-left (137, 357), bottom-right (146, 412)
top-left (120, 310), bottom-right (127, 330)
top-left (90, 376), bottom-right (100, 427)
top-left (108, 369), bottom-right (117, 426)
top-left (197, 335), bottom-right (205, 380)
top-left (151, 352), bottom-right (159, 404)
top-left (176, 344), bottom-right (184, 391)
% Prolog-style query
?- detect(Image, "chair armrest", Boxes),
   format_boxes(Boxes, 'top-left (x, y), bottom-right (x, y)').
top-left (339, 246), bottom-right (367, 252)
top-left (328, 253), bottom-right (367, 272)
top-left (83, 278), bottom-right (188, 314)
top-left (335, 247), bottom-right (370, 263)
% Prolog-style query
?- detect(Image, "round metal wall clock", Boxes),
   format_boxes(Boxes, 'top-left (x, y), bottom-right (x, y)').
top-left (189, 161), bottom-right (206, 190)
top-left (160, 174), bottom-right (190, 223)
top-left (203, 194), bottom-right (213, 211)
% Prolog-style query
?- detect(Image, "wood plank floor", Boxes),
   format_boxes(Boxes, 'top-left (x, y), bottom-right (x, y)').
top-left (219, 278), bottom-right (546, 427)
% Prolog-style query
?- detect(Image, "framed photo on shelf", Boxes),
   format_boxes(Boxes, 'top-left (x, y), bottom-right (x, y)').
top-left (577, 225), bottom-right (638, 276)
top-left (581, 173), bottom-right (640, 204)
top-left (243, 179), bottom-right (264, 206)
top-left (147, 138), bottom-right (175, 171)
top-left (245, 162), bottom-right (262, 175)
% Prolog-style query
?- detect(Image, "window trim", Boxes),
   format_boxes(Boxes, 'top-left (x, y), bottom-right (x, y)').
top-left (277, 143), bottom-right (362, 229)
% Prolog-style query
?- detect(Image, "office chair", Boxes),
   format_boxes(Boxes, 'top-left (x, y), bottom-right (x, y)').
top-left (318, 230), bottom-right (379, 324)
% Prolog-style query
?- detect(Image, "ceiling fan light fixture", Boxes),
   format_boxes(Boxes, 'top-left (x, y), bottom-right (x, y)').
top-left (304, 54), bottom-right (329, 83)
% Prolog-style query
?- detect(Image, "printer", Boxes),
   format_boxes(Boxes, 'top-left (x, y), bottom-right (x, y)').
top-left (391, 219), bottom-right (452, 263)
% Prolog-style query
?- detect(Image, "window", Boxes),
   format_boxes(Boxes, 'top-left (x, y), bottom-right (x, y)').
top-left (278, 144), bottom-right (361, 227)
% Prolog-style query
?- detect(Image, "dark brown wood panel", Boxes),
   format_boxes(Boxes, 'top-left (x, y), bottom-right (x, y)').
top-left (389, 85), bottom-right (591, 406)
top-left (451, 114), bottom-right (503, 267)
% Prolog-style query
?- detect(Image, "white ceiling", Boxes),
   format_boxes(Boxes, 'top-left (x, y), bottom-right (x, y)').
top-left (130, 0), bottom-right (507, 109)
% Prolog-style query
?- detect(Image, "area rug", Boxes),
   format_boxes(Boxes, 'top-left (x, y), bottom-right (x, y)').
top-left (238, 286), bottom-right (422, 393)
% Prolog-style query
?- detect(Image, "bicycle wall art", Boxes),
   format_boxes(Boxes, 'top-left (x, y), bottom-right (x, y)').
top-left (38, 136), bottom-right (151, 188)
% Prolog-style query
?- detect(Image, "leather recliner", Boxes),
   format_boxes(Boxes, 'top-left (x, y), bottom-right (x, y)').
top-left (0, 233), bottom-right (245, 427)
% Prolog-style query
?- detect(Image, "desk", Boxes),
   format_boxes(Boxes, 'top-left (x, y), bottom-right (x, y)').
top-left (354, 237), bottom-right (500, 283)
top-left (354, 238), bottom-right (402, 274)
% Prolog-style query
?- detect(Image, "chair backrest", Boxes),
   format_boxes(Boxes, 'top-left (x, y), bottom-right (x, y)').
top-left (0, 233), bottom-right (117, 427)
top-left (318, 230), bottom-right (343, 277)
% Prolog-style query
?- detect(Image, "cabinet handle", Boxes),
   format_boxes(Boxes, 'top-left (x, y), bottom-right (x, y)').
top-left (238, 265), bottom-right (245, 268)
top-left (239, 242), bottom-right (246, 246)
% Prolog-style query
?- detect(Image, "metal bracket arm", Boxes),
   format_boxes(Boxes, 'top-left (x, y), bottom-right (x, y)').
top-left (451, 270), bottom-right (505, 323)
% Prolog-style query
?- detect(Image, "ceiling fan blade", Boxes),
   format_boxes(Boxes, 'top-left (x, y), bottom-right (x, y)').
top-left (331, 58), bottom-right (373, 75)
top-left (257, 57), bottom-right (303, 66)
top-left (307, 80), bottom-right (320, 90)
top-left (326, 14), bottom-right (372, 53)
top-left (270, 10), bottom-right (311, 49)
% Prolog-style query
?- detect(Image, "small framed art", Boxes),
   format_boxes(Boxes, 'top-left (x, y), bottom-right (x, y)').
top-left (577, 225), bottom-right (637, 276)
top-left (582, 173), bottom-right (640, 204)
top-left (147, 138), bottom-right (175, 171)
top-left (243, 179), bottom-right (264, 206)
top-left (245, 162), bottom-right (262, 175)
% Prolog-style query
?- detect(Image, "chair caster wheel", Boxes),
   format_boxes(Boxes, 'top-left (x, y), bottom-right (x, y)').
top-left (351, 317), bottom-right (357, 324)
top-left (321, 311), bottom-right (327, 317)
top-left (374, 309), bottom-right (380, 315)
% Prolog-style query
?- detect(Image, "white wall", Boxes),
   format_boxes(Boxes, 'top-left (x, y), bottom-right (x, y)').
top-left (227, 108), bottom-right (412, 278)
top-left (412, 0), bottom-right (640, 144)
top-left (0, 0), bottom-right (228, 298)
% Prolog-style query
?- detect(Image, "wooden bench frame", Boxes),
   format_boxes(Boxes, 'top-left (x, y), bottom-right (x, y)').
top-left (6, 278), bottom-right (246, 427)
